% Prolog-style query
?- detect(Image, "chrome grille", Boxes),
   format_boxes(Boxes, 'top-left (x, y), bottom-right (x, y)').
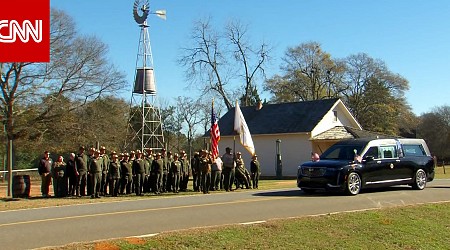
top-left (301, 167), bottom-right (327, 177)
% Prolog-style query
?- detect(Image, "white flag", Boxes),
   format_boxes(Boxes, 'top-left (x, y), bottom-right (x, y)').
top-left (234, 100), bottom-right (255, 155)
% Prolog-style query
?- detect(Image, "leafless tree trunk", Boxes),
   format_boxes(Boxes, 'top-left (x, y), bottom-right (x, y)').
top-left (226, 21), bottom-right (270, 106)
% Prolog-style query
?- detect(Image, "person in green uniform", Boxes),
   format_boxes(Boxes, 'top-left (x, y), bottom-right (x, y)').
top-left (199, 150), bottom-right (213, 194)
top-left (120, 153), bottom-right (133, 195)
top-left (100, 146), bottom-right (110, 196)
top-left (161, 149), bottom-right (168, 193)
top-left (191, 151), bottom-right (200, 192)
top-left (166, 151), bottom-right (174, 192)
top-left (75, 146), bottom-right (88, 197)
top-left (250, 154), bottom-right (261, 189)
top-left (171, 153), bottom-right (182, 193)
top-left (89, 150), bottom-right (103, 199)
top-left (144, 148), bottom-right (154, 193)
top-left (108, 151), bottom-right (121, 197)
top-left (180, 151), bottom-right (190, 191)
top-left (132, 150), bottom-right (146, 196)
top-left (151, 153), bottom-right (164, 194)
top-left (235, 152), bottom-right (250, 189)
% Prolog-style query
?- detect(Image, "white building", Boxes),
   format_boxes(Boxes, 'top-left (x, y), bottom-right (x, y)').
top-left (214, 98), bottom-right (373, 177)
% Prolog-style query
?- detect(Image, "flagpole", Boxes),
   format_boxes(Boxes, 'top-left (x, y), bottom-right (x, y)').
top-left (233, 135), bottom-right (236, 158)
top-left (233, 100), bottom-right (236, 158)
top-left (210, 99), bottom-right (213, 152)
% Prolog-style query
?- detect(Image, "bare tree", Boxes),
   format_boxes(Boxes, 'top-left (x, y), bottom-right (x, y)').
top-left (176, 96), bottom-right (206, 157)
top-left (178, 18), bottom-right (232, 109)
top-left (179, 17), bottom-right (271, 110)
top-left (226, 21), bottom-right (270, 106)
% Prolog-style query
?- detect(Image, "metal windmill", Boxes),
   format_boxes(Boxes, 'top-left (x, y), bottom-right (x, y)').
top-left (125, 0), bottom-right (166, 151)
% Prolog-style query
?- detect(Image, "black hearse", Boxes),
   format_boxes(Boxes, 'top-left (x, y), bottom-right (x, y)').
top-left (297, 138), bottom-right (435, 195)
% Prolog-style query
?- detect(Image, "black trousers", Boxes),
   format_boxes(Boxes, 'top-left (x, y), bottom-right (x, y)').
top-left (121, 175), bottom-right (133, 194)
top-left (134, 173), bottom-right (144, 195)
top-left (77, 171), bottom-right (87, 196)
top-left (109, 176), bottom-right (120, 196)
top-left (201, 171), bottom-right (211, 194)
top-left (192, 172), bottom-right (200, 191)
top-left (223, 167), bottom-right (235, 191)
top-left (90, 172), bottom-right (101, 197)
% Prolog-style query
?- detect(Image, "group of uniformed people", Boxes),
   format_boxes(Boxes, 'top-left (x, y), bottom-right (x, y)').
top-left (38, 145), bottom-right (261, 198)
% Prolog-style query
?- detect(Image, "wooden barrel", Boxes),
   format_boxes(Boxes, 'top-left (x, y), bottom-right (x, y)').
top-left (12, 175), bottom-right (31, 198)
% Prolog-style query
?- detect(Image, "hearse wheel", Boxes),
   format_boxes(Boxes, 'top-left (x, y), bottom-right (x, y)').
top-left (412, 169), bottom-right (427, 190)
top-left (346, 172), bottom-right (361, 195)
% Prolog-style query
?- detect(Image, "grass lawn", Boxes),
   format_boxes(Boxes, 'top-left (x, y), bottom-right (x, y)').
top-left (62, 202), bottom-right (450, 250)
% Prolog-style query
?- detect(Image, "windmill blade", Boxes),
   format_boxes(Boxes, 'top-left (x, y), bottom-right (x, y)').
top-left (155, 10), bottom-right (167, 20)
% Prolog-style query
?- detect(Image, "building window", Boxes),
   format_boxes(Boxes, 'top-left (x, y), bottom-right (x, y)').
top-left (333, 111), bottom-right (338, 122)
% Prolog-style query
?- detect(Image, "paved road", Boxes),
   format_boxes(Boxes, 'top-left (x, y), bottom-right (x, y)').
top-left (1, 180), bottom-right (450, 249)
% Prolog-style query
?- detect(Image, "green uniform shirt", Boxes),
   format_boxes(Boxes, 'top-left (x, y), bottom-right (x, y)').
top-left (171, 160), bottom-right (182, 173)
top-left (152, 159), bottom-right (164, 173)
top-left (132, 158), bottom-right (146, 174)
top-left (89, 158), bottom-right (103, 173)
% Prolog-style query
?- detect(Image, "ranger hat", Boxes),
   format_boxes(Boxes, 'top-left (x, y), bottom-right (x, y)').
top-left (236, 152), bottom-right (242, 155)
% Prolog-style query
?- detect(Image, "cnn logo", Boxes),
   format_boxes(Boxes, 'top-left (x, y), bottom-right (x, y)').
top-left (0, 0), bottom-right (49, 62)
top-left (0, 20), bottom-right (43, 43)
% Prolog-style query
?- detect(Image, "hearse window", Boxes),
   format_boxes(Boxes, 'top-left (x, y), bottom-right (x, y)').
top-left (321, 145), bottom-right (363, 161)
top-left (380, 146), bottom-right (397, 159)
top-left (403, 144), bottom-right (426, 157)
top-left (364, 146), bottom-right (380, 159)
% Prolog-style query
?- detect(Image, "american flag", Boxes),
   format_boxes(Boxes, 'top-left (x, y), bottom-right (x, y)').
top-left (210, 102), bottom-right (220, 159)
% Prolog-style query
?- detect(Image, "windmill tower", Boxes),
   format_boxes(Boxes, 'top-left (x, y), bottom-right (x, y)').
top-left (126, 0), bottom-right (166, 151)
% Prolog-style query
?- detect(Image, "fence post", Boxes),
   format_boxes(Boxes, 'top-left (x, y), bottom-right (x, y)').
top-left (7, 140), bottom-right (13, 197)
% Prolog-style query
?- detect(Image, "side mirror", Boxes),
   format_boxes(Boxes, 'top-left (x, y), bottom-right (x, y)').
top-left (364, 156), bottom-right (374, 162)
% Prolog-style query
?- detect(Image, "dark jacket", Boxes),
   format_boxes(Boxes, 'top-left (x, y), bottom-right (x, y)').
top-left (38, 157), bottom-right (52, 175)
top-left (75, 153), bottom-right (88, 172)
top-left (120, 160), bottom-right (132, 176)
top-left (132, 158), bottom-right (146, 175)
top-left (108, 160), bottom-right (121, 178)
top-left (89, 158), bottom-right (103, 173)
top-left (151, 159), bottom-right (164, 173)
top-left (250, 160), bottom-right (260, 174)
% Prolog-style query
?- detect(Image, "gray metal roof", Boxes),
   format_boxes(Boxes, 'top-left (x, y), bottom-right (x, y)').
top-left (217, 98), bottom-right (340, 136)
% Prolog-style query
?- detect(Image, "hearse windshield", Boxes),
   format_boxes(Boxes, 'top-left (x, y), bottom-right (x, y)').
top-left (320, 144), bottom-right (364, 161)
